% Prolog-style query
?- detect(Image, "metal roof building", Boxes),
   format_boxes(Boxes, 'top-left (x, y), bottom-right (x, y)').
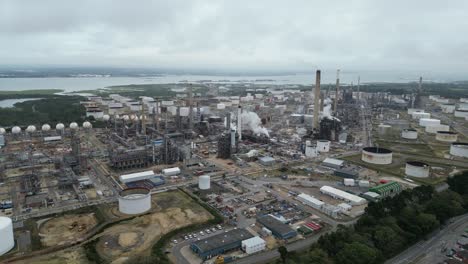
top-left (257, 215), bottom-right (297, 240)
top-left (369, 182), bottom-right (402, 198)
top-left (320, 186), bottom-right (367, 205)
top-left (190, 229), bottom-right (253, 260)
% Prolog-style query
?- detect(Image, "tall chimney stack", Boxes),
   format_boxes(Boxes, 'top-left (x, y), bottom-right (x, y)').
top-left (313, 70), bottom-right (321, 129)
top-left (334, 69), bottom-right (340, 113)
top-left (357, 76), bottom-right (360, 101)
top-left (237, 105), bottom-right (242, 140)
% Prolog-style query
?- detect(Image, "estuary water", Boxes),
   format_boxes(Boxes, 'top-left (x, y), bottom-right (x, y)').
top-left (0, 72), bottom-right (462, 93)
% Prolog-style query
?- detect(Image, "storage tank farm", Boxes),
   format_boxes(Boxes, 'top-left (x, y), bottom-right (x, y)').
top-left (361, 147), bottom-right (393, 165)
top-left (118, 187), bottom-right (152, 215)
top-left (0, 217), bottom-right (14, 256)
top-left (405, 161), bottom-right (430, 178)
top-left (450, 143), bottom-right (468, 158)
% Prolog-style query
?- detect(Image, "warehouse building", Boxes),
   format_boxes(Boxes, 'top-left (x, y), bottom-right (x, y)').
top-left (190, 229), bottom-right (253, 260)
top-left (322, 158), bottom-right (344, 169)
top-left (119, 170), bottom-right (156, 183)
top-left (258, 156), bottom-right (276, 166)
top-left (241, 236), bottom-right (266, 254)
top-left (257, 215), bottom-right (297, 240)
top-left (320, 186), bottom-right (367, 205)
top-left (369, 182), bottom-right (402, 198)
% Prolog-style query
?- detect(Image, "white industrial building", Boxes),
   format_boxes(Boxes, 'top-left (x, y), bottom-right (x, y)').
top-left (242, 236), bottom-right (266, 254)
top-left (316, 140), bottom-right (331, 152)
top-left (405, 161), bottom-right (430, 178)
top-left (322, 158), bottom-right (344, 169)
top-left (450, 143), bottom-right (468, 158)
top-left (401, 129), bottom-right (418, 139)
top-left (0, 217), bottom-right (14, 256)
top-left (119, 170), bottom-right (156, 183)
top-left (162, 167), bottom-right (181, 176)
top-left (361, 147), bottom-right (393, 165)
top-left (296, 193), bottom-right (324, 209)
top-left (118, 188), bottom-right (152, 215)
top-left (320, 186), bottom-right (367, 205)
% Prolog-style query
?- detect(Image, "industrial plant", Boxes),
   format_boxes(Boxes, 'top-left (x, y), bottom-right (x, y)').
top-left (0, 70), bottom-right (467, 264)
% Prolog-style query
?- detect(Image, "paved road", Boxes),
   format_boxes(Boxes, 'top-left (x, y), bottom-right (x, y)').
top-left (385, 213), bottom-right (468, 264)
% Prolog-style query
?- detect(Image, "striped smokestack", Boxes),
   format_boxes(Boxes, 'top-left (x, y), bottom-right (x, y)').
top-left (313, 70), bottom-right (321, 129)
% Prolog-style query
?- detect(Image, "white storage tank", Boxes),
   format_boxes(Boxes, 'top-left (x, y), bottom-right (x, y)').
top-left (362, 147), bottom-right (393, 165)
top-left (162, 167), bottom-right (180, 176)
top-left (411, 112), bottom-right (430, 119)
top-left (401, 129), bottom-right (418, 139)
top-left (198, 175), bottom-right (211, 190)
top-left (0, 217), bottom-right (14, 256)
top-left (11, 126), bottom-right (21, 134)
top-left (316, 140), bottom-right (331, 153)
top-left (450, 142), bottom-right (468, 158)
top-left (118, 188), bottom-right (151, 215)
top-left (436, 131), bottom-right (458, 142)
top-left (405, 161), bottom-right (430, 178)
top-left (179, 107), bottom-right (189, 116)
top-left (454, 109), bottom-right (468, 118)
top-left (441, 104), bottom-right (456, 113)
top-left (378, 124), bottom-right (391, 135)
top-left (425, 124), bottom-right (449, 134)
top-left (26, 125), bottom-right (36, 133)
top-left (419, 118), bottom-right (440, 127)
top-left (343, 178), bottom-right (355, 186)
top-left (56, 123), bottom-right (65, 130)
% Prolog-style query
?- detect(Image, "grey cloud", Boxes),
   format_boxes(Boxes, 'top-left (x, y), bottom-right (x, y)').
top-left (0, 0), bottom-right (468, 74)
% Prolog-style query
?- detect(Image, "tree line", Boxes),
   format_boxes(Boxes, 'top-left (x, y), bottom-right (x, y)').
top-left (277, 171), bottom-right (468, 264)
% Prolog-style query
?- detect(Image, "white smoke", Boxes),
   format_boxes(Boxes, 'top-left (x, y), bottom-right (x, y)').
top-left (240, 111), bottom-right (270, 137)
top-left (320, 98), bottom-right (340, 121)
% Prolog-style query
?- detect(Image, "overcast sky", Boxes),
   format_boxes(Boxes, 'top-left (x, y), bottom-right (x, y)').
top-left (1, 0), bottom-right (468, 74)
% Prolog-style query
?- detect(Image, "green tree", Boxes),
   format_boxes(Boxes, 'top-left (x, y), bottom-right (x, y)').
top-left (335, 242), bottom-right (379, 264)
top-left (278, 246), bottom-right (288, 264)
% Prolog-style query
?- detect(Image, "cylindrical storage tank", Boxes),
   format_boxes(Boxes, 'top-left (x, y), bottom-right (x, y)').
top-left (217, 103), bottom-right (226, 110)
top-left (198, 175), bottom-right (211, 190)
top-left (407, 108), bottom-right (423, 115)
top-left (454, 109), bottom-right (468, 118)
top-left (0, 217), bottom-right (14, 256)
top-left (405, 161), bottom-right (430, 178)
top-left (316, 140), bottom-right (331, 153)
top-left (179, 107), bottom-right (189, 116)
top-left (425, 124), bottom-right (449, 134)
top-left (419, 118), bottom-right (440, 127)
top-left (441, 104), bottom-right (456, 113)
top-left (436, 131), bottom-right (458, 142)
top-left (450, 143), bottom-right (468, 158)
top-left (118, 188), bottom-right (151, 215)
top-left (401, 129), bottom-right (418, 139)
top-left (362, 147), bottom-right (393, 165)
top-left (411, 112), bottom-right (430, 120)
top-left (378, 124), bottom-right (392, 135)
top-left (11, 126), bottom-right (21, 134)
